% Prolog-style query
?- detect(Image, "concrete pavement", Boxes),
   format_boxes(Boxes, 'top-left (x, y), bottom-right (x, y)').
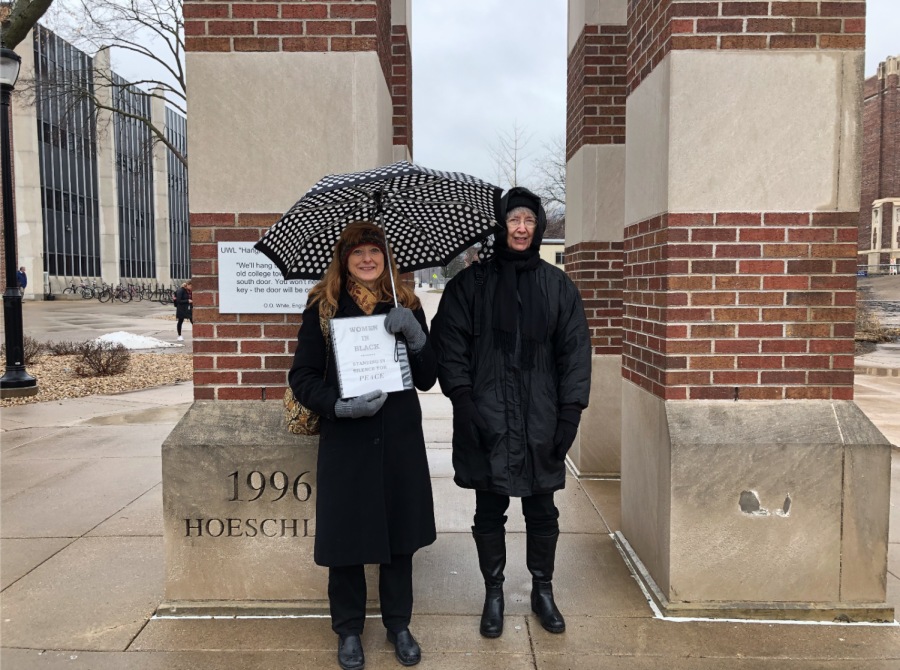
top-left (0, 299), bottom-right (193, 353)
top-left (1, 375), bottom-right (899, 668)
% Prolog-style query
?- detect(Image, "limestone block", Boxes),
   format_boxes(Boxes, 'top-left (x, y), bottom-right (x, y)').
top-left (565, 146), bottom-right (626, 247)
top-left (161, 401), bottom-right (374, 606)
top-left (621, 381), bottom-right (893, 615)
top-left (567, 355), bottom-right (622, 477)
top-left (186, 51), bottom-right (394, 215)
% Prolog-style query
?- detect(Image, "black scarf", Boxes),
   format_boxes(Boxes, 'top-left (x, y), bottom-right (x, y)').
top-left (492, 187), bottom-right (549, 370)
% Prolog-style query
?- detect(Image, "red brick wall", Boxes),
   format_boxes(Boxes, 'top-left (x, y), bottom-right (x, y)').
top-left (184, 0), bottom-right (393, 85)
top-left (565, 242), bottom-right (624, 355)
top-left (623, 211), bottom-right (858, 401)
top-left (391, 25), bottom-right (412, 156)
top-left (566, 24), bottom-right (628, 161)
top-left (859, 64), bottom-right (900, 258)
top-left (628, 0), bottom-right (867, 94)
top-left (191, 214), bottom-right (420, 401)
top-left (190, 213), bottom-right (300, 401)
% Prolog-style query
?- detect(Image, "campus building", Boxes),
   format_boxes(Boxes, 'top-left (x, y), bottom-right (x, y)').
top-left (859, 54), bottom-right (900, 272)
top-left (9, 26), bottom-right (189, 299)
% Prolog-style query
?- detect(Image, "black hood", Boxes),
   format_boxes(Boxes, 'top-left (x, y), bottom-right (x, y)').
top-left (495, 187), bottom-right (547, 251)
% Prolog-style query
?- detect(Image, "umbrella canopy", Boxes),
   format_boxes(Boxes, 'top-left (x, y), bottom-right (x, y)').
top-left (254, 161), bottom-right (502, 281)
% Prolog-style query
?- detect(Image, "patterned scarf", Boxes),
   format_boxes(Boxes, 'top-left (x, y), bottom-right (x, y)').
top-left (346, 276), bottom-right (382, 315)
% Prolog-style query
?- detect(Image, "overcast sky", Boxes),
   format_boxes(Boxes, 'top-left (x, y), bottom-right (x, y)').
top-left (93, 0), bottom-right (898, 188)
top-left (411, 0), bottom-right (899, 186)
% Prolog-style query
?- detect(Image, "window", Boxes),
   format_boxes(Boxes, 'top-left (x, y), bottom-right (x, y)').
top-left (555, 252), bottom-right (565, 265)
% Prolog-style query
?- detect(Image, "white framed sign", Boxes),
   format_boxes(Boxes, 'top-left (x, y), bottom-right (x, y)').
top-left (329, 315), bottom-right (413, 398)
top-left (218, 242), bottom-right (316, 314)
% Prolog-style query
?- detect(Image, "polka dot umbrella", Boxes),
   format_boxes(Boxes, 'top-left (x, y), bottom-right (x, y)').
top-left (254, 161), bottom-right (502, 306)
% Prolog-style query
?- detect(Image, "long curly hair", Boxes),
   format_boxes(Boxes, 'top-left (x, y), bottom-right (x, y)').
top-left (307, 221), bottom-right (420, 317)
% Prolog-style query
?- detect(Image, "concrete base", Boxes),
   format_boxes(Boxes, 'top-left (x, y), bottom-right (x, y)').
top-left (567, 355), bottom-right (622, 477)
top-left (615, 531), bottom-right (894, 623)
top-left (161, 401), bottom-right (379, 607)
top-left (621, 380), bottom-right (894, 620)
top-left (0, 385), bottom-right (40, 398)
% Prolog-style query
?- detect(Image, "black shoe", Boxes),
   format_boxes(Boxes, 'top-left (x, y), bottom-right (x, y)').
top-left (527, 532), bottom-right (566, 634)
top-left (472, 529), bottom-right (506, 638)
top-left (337, 634), bottom-right (365, 670)
top-left (386, 628), bottom-right (421, 666)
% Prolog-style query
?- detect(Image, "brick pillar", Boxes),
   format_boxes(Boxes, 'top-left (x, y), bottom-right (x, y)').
top-left (390, 0), bottom-right (412, 162)
top-left (618, 0), bottom-right (893, 621)
top-left (161, 0), bottom-right (397, 614)
top-left (564, 0), bottom-right (627, 476)
top-left (184, 0), bottom-right (396, 401)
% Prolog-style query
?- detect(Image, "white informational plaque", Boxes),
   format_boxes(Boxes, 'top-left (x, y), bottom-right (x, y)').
top-left (218, 242), bottom-right (315, 314)
top-left (329, 315), bottom-right (414, 398)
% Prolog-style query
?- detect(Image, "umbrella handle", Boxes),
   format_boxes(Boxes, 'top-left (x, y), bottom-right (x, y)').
top-left (378, 207), bottom-right (400, 308)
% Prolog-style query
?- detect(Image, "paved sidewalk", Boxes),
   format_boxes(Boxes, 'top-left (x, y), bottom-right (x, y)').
top-left (0, 299), bottom-right (193, 353)
top-left (2, 375), bottom-right (900, 668)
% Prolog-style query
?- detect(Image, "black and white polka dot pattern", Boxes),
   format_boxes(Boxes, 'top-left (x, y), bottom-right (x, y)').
top-left (255, 162), bottom-right (502, 280)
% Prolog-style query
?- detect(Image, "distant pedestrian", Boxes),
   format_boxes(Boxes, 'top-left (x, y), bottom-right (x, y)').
top-left (432, 187), bottom-right (592, 638)
top-left (174, 281), bottom-right (192, 341)
top-left (17, 267), bottom-right (27, 296)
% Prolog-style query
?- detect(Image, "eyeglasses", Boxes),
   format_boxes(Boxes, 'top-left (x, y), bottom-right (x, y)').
top-left (507, 218), bottom-right (537, 230)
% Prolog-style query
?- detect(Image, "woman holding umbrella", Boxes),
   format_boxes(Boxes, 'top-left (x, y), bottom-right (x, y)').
top-left (289, 221), bottom-right (436, 670)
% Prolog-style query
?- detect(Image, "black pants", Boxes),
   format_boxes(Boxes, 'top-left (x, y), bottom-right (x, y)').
top-left (177, 315), bottom-right (192, 335)
top-left (473, 490), bottom-right (559, 536)
top-left (328, 553), bottom-right (413, 637)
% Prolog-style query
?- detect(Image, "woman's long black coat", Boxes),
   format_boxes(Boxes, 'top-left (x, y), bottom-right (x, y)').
top-left (432, 259), bottom-right (591, 497)
top-left (289, 289), bottom-right (437, 567)
top-left (174, 287), bottom-right (192, 320)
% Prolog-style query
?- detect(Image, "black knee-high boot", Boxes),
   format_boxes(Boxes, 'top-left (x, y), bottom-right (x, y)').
top-left (472, 529), bottom-right (506, 638)
top-left (527, 531), bottom-right (565, 634)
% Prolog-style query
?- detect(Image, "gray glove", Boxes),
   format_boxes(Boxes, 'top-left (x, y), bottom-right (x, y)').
top-left (335, 390), bottom-right (388, 419)
top-left (384, 307), bottom-right (426, 352)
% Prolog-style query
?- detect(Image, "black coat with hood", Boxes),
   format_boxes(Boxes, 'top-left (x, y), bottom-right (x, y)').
top-left (289, 288), bottom-right (438, 567)
top-left (432, 188), bottom-right (592, 497)
top-left (174, 286), bottom-right (192, 320)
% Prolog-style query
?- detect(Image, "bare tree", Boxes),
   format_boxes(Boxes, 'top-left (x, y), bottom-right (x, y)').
top-left (533, 135), bottom-right (565, 216)
top-left (487, 121), bottom-right (535, 190)
top-left (1, 0), bottom-right (56, 49)
top-left (21, 0), bottom-right (186, 167)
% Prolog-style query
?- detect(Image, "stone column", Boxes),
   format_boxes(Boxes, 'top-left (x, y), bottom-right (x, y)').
top-left (564, 0), bottom-right (627, 477)
top-left (93, 48), bottom-right (120, 287)
top-left (618, 1), bottom-right (892, 620)
top-left (12, 30), bottom-right (45, 300)
top-left (162, 0), bottom-right (396, 614)
top-left (150, 88), bottom-right (172, 286)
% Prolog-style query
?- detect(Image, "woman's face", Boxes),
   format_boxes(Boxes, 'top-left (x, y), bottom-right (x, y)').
top-left (346, 245), bottom-right (385, 286)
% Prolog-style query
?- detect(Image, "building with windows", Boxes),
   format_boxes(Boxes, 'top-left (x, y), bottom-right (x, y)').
top-left (10, 27), bottom-right (188, 299)
top-left (859, 55), bottom-right (899, 273)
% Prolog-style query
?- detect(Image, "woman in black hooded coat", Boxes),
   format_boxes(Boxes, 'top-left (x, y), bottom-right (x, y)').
top-left (432, 187), bottom-right (591, 639)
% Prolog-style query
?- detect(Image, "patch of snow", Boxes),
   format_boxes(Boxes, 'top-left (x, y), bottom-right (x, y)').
top-left (95, 331), bottom-right (183, 349)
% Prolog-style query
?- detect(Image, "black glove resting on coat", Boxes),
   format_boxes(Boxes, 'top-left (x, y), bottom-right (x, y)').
top-left (553, 405), bottom-right (582, 461)
top-left (449, 386), bottom-right (488, 446)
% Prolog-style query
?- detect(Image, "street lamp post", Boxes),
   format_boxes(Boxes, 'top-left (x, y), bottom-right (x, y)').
top-left (0, 46), bottom-right (38, 398)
